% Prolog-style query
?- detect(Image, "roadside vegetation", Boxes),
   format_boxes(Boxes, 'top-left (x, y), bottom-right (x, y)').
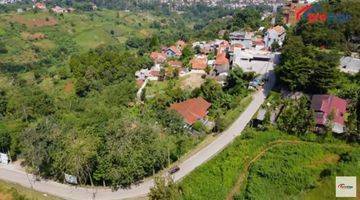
top-left (0, 2), bottom-right (268, 190)
top-left (0, 180), bottom-right (61, 200)
top-left (171, 128), bottom-right (359, 200)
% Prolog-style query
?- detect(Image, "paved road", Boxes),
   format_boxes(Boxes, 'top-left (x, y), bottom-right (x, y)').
top-left (0, 71), bottom-right (275, 200)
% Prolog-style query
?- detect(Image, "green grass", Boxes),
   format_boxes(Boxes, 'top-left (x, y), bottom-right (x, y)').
top-left (178, 129), bottom-right (297, 200)
top-left (221, 95), bottom-right (253, 128)
top-left (178, 128), bottom-right (360, 200)
top-left (0, 10), bottom-right (161, 66)
top-left (0, 180), bottom-right (62, 200)
top-left (236, 141), bottom-right (359, 200)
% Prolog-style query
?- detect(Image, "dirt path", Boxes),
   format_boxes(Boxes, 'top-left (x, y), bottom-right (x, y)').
top-left (226, 140), bottom-right (304, 200)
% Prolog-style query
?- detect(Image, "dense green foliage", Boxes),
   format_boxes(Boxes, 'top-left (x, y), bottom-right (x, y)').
top-left (0, 4), bottom-right (264, 188)
top-left (275, 1), bottom-right (360, 140)
top-left (238, 142), bottom-right (360, 200)
top-left (0, 46), bottom-right (201, 188)
top-left (178, 129), bottom-right (296, 200)
top-left (277, 0), bottom-right (360, 94)
top-left (149, 176), bottom-right (179, 200)
top-left (177, 128), bottom-right (360, 200)
top-left (276, 35), bottom-right (339, 93)
top-left (277, 96), bottom-right (315, 135)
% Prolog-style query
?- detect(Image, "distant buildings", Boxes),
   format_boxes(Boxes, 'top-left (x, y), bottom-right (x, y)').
top-left (233, 48), bottom-right (274, 75)
top-left (150, 52), bottom-right (167, 64)
top-left (164, 46), bottom-right (182, 57)
top-left (190, 55), bottom-right (208, 70)
top-left (282, 1), bottom-right (313, 26)
top-left (229, 31), bottom-right (254, 49)
top-left (214, 53), bottom-right (230, 74)
top-left (311, 95), bottom-right (347, 134)
top-left (34, 2), bottom-right (46, 10)
top-left (264, 25), bottom-right (286, 48)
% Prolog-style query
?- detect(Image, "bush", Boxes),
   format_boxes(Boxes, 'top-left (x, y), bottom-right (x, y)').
top-left (192, 121), bottom-right (204, 132)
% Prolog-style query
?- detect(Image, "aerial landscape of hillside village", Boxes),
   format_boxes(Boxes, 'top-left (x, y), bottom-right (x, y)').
top-left (0, 0), bottom-right (359, 199)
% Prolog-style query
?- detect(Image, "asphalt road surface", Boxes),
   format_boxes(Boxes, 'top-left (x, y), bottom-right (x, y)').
top-left (0, 71), bottom-right (275, 200)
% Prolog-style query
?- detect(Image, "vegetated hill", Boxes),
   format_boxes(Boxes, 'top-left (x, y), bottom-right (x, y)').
top-left (177, 129), bottom-right (360, 200)
top-left (0, 10), bottom-right (163, 71)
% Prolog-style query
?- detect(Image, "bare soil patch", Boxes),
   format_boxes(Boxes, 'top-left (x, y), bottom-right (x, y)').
top-left (180, 73), bottom-right (205, 90)
top-left (13, 16), bottom-right (57, 28)
top-left (64, 81), bottom-right (74, 94)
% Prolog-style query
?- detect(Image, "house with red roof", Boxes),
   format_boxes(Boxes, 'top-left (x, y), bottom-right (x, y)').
top-left (34, 2), bottom-right (46, 10)
top-left (150, 52), bottom-right (167, 64)
top-left (311, 95), bottom-right (347, 133)
top-left (190, 55), bottom-right (208, 70)
top-left (167, 60), bottom-right (183, 68)
top-left (215, 53), bottom-right (230, 74)
top-left (164, 46), bottom-right (182, 58)
top-left (170, 97), bottom-right (211, 126)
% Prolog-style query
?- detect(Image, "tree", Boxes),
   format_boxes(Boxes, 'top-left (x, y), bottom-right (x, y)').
top-left (225, 68), bottom-right (247, 95)
top-left (0, 42), bottom-right (7, 54)
top-left (277, 96), bottom-right (315, 135)
top-left (233, 8), bottom-right (262, 30)
top-left (276, 38), bottom-right (338, 93)
top-left (0, 89), bottom-right (7, 116)
top-left (149, 176), bottom-right (179, 200)
top-left (271, 41), bottom-right (280, 52)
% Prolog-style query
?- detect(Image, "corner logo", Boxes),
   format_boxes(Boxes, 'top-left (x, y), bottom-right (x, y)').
top-left (336, 176), bottom-right (357, 197)
top-left (302, 2), bottom-right (351, 24)
top-left (337, 183), bottom-right (353, 189)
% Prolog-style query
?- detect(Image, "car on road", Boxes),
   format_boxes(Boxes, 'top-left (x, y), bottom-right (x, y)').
top-left (169, 166), bottom-right (180, 174)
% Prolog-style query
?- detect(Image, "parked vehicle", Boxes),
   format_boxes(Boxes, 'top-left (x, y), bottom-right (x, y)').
top-left (169, 166), bottom-right (180, 174)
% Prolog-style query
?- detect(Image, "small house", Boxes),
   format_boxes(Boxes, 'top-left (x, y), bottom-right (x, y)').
top-left (311, 95), bottom-right (347, 134)
top-left (190, 55), bottom-right (208, 70)
top-left (215, 53), bottom-right (230, 74)
top-left (150, 52), bottom-right (167, 64)
top-left (170, 97), bottom-right (211, 126)
top-left (164, 46), bottom-right (182, 57)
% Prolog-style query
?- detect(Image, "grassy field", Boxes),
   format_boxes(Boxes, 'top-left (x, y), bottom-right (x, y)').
top-left (0, 180), bottom-right (62, 200)
top-left (0, 10), bottom-right (159, 67)
top-left (221, 95), bottom-right (253, 129)
top-left (177, 129), bottom-right (360, 200)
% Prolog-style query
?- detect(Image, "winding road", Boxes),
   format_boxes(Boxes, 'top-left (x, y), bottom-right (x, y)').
top-left (0, 72), bottom-right (275, 200)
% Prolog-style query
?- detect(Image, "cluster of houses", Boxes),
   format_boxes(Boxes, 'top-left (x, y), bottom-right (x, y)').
top-left (32, 2), bottom-right (75, 13)
top-left (135, 25), bottom-right (286, 129)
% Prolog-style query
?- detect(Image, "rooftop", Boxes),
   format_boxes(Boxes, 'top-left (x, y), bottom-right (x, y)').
top-left (170, 97), bottom-right (211, 125)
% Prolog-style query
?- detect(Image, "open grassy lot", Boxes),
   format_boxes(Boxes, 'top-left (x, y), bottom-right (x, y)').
top-left (0, 10), bottom-right (159, 68)
top-left (0, 180), bottom-right (62, 200)
top-left (178, 129), bottom-right (298, 200)
top-left (177, 129), bottom-right (360, 200)
top-left (235, 141), bottom-right (359, 200)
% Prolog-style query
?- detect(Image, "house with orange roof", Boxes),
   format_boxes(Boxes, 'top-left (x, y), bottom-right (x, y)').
top-left (215, 53), bottom-right (229, 74)
top-left (150, 52), bottom-right (167, 64)
top-left (164, 46), bottom-right (182, 57)
top-left (34, 2), bottom-right (46, 10)
top-left (190, 55), bottom-right (208, 70)
top-left (167, 60), bottom-right (183, 68)
top-left (169, 97), bottom-right (211, 126)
